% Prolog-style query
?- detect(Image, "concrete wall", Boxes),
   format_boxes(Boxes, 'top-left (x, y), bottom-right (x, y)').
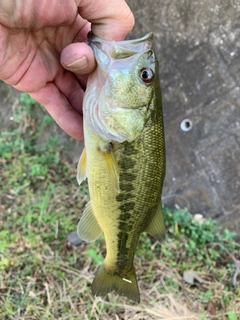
top-left (126, 0), bottom-right (240, 233)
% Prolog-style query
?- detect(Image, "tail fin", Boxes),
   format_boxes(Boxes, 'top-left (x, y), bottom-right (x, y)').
top-left (91, 263), bottom-right (140, 303)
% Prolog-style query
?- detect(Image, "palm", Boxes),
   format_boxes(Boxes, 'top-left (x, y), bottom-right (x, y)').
top-left (0, 15), bottom-right (89, 139)
top-left (0, 0), bottom-right (134, 139)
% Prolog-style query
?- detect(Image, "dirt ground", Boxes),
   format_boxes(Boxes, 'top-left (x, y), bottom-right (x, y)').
top-left (0, 0), bottom-right (240, 233)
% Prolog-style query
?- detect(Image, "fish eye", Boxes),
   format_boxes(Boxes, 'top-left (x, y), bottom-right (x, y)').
top-left (139, 67), bottom-right (154, 83)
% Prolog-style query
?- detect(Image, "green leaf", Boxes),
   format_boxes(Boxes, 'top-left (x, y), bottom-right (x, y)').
top-left (227, 312), bottom-right (237, 320)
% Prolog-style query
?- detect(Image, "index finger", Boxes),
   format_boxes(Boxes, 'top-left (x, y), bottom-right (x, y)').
top-left (78, 0), bottom-right (135, 41)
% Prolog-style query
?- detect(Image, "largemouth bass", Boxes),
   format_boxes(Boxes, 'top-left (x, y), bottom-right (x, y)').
top-left (77, 33), bottom-right (165, 303)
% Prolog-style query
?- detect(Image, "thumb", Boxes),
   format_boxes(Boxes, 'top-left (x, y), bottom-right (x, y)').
top-left (62, 0), bottom-right (134, 75)
top-left (78, 0), bottom-right (135, 41)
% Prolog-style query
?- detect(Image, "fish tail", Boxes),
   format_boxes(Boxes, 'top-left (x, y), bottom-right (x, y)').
top-left (91, 263), bottom-right (140, 303)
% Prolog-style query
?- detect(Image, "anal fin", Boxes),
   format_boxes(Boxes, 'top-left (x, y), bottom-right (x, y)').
top-left (77, 201), bottom-right (102, 242)
top-left (145, 202), bottom-right (165, 242)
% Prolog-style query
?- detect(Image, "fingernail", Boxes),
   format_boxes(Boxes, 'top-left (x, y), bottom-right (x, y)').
top-left (66, 56), bottom-right (88, 69)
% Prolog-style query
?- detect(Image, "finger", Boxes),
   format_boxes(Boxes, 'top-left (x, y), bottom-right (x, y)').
top-left (30, 82), bottom-right (84, 140)
top-left (60, 42), bottom-right (96, 75)
top-left (54, 69), bottom-right (85, 114)
top-left (78, 0), bottom-right (135, 41)
top-left (61, 0), bottom-right (135, 76)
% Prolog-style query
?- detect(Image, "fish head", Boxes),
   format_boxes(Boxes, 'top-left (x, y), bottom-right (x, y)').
top-left (84, 33), bottom-right (160, 142)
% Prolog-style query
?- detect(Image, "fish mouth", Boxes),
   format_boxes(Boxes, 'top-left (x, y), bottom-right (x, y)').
top-left (88, 32), bottom-right (154, 63)
top-left (88, 32), bottom-right (153, 49)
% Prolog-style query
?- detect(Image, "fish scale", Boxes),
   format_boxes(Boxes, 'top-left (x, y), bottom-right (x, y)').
top-left (76, 33), bottom-right (166, 303)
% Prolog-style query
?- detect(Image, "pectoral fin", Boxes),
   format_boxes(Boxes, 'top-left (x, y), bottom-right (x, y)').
top-left (145, 203), bottom-right (165, 242)
top-left (101, 149), bottom-right (119, 193)
top-left (77, 201), bottom-right (102, 242)
top-left (77, 148), bottom-right (87, 185)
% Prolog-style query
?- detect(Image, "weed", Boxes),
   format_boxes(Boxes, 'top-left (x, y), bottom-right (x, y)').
top-left (227, 312), bottom-right (238, 320)
top-left (162, 206), bottom-right (238, 264)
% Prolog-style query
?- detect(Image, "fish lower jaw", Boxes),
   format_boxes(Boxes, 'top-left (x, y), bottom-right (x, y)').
top-left (84, 100), bottom-right (149, 143)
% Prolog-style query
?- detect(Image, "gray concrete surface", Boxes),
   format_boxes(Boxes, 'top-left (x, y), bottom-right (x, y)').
top-left (127, 0), bottom-right (240, 233)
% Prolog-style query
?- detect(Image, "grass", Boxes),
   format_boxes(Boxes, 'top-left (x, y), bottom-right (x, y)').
top-left (0, 91), bottom-right (240, 319)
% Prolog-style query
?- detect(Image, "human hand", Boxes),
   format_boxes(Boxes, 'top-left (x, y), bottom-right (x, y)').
top-left (0, 0), bottom-right (134, 140)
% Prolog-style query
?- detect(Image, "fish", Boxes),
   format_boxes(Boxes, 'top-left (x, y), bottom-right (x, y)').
top-left (76, 32), bottom-right (166, 303)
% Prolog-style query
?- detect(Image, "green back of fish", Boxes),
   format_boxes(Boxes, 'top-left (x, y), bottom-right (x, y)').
top-left (112, 70), bottom-right (165, 273)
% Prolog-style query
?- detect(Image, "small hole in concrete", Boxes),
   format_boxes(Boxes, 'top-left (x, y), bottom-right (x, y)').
top-left (180, 119), bottom-right (192, 132)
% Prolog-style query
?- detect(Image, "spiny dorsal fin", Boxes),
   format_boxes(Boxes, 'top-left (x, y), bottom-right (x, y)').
top-left (77, 201), bottom-right (102, 242)
top-left (145, 203), bottom-right (165, 242)
top-left (100, 149), bottom-right (119, 193)
top-left (77, 147), bottom-right (87, 185)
